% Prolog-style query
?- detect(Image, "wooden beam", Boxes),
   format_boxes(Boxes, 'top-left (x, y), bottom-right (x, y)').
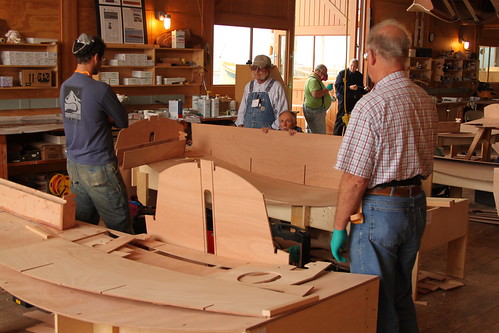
top-left (462, 0), bottom-right (480, 23)
top-left (0, 178), bottom-right (75, 230)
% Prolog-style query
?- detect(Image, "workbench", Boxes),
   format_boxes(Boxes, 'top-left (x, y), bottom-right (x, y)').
top-left (0, 115), bottom-right (64, 179)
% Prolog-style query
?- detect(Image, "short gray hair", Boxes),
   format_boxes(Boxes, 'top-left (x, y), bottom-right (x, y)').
top-left (315, 64), bottom-right (327, 72)
top-left (367, 19), bottom-right (411, 62)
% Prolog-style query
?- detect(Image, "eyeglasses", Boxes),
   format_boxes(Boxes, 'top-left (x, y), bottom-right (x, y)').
top-left (251, 66), bottom-right (267, 72)
top-left (321, 71), bottom-right (328, 77)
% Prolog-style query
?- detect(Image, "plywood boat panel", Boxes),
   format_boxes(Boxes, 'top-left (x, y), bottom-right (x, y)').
top-left (191, 123), bottom-right (343, 189)
top-left (149, 161), bottom-right (206, 251)
top-left (0, 261), bottom-right (378, 332)
top-left (0, 237), bottom-right (318, 318)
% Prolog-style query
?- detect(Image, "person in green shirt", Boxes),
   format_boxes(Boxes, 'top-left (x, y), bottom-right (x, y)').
top-left (302, 64), bottom-right (333, 134)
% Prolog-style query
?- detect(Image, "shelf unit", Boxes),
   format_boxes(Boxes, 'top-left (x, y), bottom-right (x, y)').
top-left (406, 57), bottom-right (433, 86)
top-left (0, 42), bottom-right (59, 89)
top-left (97, 44), bottom-right (204, 90)
top-left (406, 55), bottom-right (479, 89)
top-left (462, 59), bottom-right (479, 82)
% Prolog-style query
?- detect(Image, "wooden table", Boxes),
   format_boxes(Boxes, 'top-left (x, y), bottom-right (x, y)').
top-left (461, 103), bottom-right (499, 161)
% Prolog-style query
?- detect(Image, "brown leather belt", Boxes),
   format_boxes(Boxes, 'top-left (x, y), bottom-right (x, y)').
top-left (365, 185), bottom-right (423, 197)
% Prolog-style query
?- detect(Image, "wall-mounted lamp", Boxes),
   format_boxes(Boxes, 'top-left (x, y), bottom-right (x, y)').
top-left (463, 41), bottom-right (470, 50)
top-left (156, 11), bottom-right (171, 30)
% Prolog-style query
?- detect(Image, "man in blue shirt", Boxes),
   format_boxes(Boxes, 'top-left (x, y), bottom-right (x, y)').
top-left (60, 33), bottom-right (132, 233)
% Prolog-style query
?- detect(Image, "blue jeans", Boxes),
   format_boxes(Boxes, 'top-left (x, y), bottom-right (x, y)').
top-left (349, 192), bottom-right (426, 333)
top-left (67, 159), bottom-right (132, 233)
top-left (302, 104), bottom-right (326, 134)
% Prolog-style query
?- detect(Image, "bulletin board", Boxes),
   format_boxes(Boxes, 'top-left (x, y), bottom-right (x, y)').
top-left (95, 0), bottom-right (147, 44)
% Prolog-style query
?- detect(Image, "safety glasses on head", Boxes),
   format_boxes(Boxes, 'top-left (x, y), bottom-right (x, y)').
top-left (72, 33), bottom-right (94, 55)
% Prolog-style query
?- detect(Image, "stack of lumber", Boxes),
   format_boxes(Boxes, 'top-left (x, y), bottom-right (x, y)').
top-left (468, 209), bottom-right (499, 225)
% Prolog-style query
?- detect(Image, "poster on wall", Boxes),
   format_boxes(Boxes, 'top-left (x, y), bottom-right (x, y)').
top-left (122, 6), bottom-right (146, 44)
top-left (95, 0), bottom-right (147, 44)
top-left (97, 5), bottom-right (123, 43)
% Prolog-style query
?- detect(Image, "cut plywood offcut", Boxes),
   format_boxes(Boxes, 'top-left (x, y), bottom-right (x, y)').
top-left (208, 261), bottom-right (331, 296)
top-left (0, 178), bottom-right (75, 230)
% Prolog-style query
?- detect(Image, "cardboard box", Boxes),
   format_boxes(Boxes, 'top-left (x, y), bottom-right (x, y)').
top-left (19, 70), bottom-right (52, 87)
top-left (29, 142), bottom-right (64, 160)
top-left (0, 76), bottom-right (13, 87)
top-left (172, 30), bottom-right (185, 48)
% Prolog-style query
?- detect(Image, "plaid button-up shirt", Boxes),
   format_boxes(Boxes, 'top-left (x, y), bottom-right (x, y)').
top-left (335, 71), bottom-right (438, 189)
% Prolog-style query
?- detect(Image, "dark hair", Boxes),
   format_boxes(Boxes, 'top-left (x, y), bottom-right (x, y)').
top-left (72, 33), bottom-right (106, 64)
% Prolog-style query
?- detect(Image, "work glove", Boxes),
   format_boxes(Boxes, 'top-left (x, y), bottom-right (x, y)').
top-left (326, 83), bottom-right (334, 91)
top-left (330, 229), bottom-right (348, 262)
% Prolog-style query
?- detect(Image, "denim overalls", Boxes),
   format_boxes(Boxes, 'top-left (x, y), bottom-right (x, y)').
top-left (243, 79), bottom-right (276, 128)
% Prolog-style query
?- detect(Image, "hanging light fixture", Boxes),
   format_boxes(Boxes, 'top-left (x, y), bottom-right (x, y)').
top-left (406, 0), bottom-right (460, 23)
top-left (156, 11), bottom-right (171, 30)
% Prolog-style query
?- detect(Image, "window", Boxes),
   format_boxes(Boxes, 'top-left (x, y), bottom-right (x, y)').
top-left (213, 25), bottom-right (286, 85)
top-left (479, 46), bottom-right (498, 83)
top-left (294, 35), bottom-right (349, 80)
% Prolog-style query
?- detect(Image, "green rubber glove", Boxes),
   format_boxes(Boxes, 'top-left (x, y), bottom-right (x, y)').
top-left (326, 83), bottom-right (334, 91)
top-left (330, 229), bottom-right (348, 262)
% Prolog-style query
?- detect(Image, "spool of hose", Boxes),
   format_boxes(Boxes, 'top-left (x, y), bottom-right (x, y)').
top-left (48, 173), bottom-right (71, 197)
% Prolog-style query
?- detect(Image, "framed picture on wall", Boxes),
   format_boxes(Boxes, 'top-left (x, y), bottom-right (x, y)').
top-left (96, 5), bottom-right (123, 43)
top-left (95, 0), bottom-right (147, 44)
top-left (122, 5), bottom-right (146, 44)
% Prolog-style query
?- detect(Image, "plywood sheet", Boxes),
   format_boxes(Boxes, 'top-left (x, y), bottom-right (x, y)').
top-left (0, 237), bottom-right (318, 318)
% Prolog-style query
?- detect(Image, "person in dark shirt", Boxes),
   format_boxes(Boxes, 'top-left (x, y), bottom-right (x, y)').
top-left (60, 33), bottom-right (132, 233)
top-left (334, 59), bottom-right (369, 135)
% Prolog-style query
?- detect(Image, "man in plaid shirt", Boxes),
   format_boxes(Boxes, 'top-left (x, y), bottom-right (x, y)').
top-left (330, 20), bottom-right (438, 333)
